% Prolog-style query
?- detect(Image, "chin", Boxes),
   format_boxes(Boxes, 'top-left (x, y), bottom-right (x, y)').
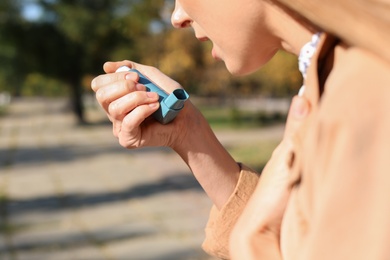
top-left (225, 51), bottom-right (278, 76)
top-left (225, 61), bottom-right (265, 76)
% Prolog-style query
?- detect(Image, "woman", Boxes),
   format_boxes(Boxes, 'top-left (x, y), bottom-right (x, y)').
top-left (91, 0), bottom-right (390, 259)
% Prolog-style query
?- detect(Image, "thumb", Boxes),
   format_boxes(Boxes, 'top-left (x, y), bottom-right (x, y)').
top-left (103, 60), bottom-right (135, 73)
top-left (284, 95), bottom-right (310, 139)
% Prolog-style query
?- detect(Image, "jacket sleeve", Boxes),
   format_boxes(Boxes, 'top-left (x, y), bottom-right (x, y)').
top-left (202, 164), bottom-right (260, 259)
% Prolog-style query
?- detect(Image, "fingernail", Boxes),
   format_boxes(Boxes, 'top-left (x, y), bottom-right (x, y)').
top-left (125, 74), bottom-right (133, 80)
top-left (136, 84), bottom-right (145, 91)
top-left (147, 92), bottom-right (158, 98)
top-left (292, 97), bottom-right (308, 118)
top-left (149, 102), bottom-right (159, 108)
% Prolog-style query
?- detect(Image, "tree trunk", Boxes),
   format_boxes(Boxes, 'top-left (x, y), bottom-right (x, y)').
top-left (69, 76), bottom-right (85, 124)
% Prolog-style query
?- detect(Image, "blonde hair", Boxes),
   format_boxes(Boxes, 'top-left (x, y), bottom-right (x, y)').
top-left (272, 0), bottom-right (390, 64)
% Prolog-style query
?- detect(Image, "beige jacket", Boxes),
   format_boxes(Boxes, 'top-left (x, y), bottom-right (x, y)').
top-left (202, 33), bottom-right (390, 259)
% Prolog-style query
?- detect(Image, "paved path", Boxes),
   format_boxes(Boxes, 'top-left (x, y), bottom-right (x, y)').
top-left (0, 98), bottom-right (283, 260)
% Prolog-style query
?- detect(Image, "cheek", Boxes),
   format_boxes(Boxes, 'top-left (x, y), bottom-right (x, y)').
top-left (214, 15), bottom-right (279, 74)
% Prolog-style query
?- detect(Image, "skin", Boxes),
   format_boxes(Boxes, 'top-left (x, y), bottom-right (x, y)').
top-left (92, 61), bottom-right (241, 209)
top-left (171, 0), bottom-right (314, 75)
top-left (91, 0), bottom-right (313, 258)
top-left (171, 0), bottom-right (278, 75)
top-left (230, 95), bottom-right (309, 259)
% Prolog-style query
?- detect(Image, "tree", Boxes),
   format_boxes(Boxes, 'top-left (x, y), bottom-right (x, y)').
top-left (0, 0), bottom-right (24, 94)
top-left (0, 0), bottom-right (166, 123)
top-left (1, 0), bottom-right (303, 122)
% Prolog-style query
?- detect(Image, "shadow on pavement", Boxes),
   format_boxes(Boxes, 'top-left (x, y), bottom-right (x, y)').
top-left (0, 225), bottom-right (155, 253)
top-left (7, 173), bottom-right (203, 215)
top-left (0, 144), bottom-right (175, 168)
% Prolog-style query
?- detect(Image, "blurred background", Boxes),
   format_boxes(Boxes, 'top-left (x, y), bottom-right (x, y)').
top-left (0, 0), bottom-right (301, 259)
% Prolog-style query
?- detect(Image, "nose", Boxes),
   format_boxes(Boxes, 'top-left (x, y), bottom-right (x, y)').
top-left (171, 2), bottom-right (192, 29)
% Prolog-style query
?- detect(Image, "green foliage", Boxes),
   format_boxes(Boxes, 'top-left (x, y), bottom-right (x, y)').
top-left (0, 0), bottom-right (22, 94)
top-left (222, 51), bottom-right (302, 98)
top-left (21, 73), bottom-right (69, 97)
top-left (0, 0), bottom-right (302, 122)
top-left (199, 105), bottom-right (286, 129)
top-left (0, 0), bottom-right (167, 122)
top-left (228, 139), bottom-right (279, 172)
top-left (253, 51), bottom-right (302, 97)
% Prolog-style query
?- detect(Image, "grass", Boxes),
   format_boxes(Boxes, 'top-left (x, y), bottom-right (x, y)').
top-left (199, 105), bottom-right (286, 130)
top-left (0, 106), bottom-right (8, 117)
top-left (227, 140), bottom-right (279, 172)
top-left (198, 105), bottom-right (284, 172)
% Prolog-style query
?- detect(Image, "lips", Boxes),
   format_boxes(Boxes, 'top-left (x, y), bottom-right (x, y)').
top-left (211, 47), bottom-right (220, 60)
top-left (196, 36), bottom-right (221, 60)
top-left (196, 36), bottom-right (209, 42)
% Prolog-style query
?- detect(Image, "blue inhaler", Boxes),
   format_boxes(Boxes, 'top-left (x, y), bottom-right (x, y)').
top-left (116, 66), bottom-right (189, 124)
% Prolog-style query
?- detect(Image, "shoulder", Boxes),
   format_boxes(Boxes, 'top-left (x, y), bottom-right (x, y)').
top-left (329, 45), bottom-right (390, 88)
top-left (320, 44), bottom-right (390, 126)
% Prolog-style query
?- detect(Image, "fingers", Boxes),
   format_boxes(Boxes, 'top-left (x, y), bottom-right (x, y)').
top-left (99, 60), bottom-right (183, 95)
top-left (112, 119), bottom-right (122, 138)
top-left (91, 71), bottom-right (138, 92)
top-left (91, 60), bottom-right (186, 150)
top-left (112, 102), bottom-right (159, 139)
top-left (284, 95), bottom-right (310, 139)
top-left (107, 91), bottom-right (159, 120)
top-left (91, 66), bottom-right (159, 121)
top-left (110, 60), bottom-right (183, 93)
top-left (137, 65), bottom-right (182, 93)
top-left (103, 60), bottom-right (135, 73)
top-left (95, 78), bottom-right (146, 111)
top-left (116, 103), bottom-right (160, 148)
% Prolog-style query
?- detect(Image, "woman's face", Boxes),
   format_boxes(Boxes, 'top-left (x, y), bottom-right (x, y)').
top-left (171, 0), bottom-right (281, 75)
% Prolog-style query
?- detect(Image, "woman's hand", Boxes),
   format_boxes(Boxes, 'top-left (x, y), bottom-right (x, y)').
top-left (91, 60), bottom-right (195, 149)
top-left (91, 60), bottom-right (242, 210)
top-left (230, 95), bottom-right (310, 260)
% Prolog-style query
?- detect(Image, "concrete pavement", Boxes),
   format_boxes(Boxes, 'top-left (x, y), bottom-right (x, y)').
top-left (0, 98), bottom-right (216, 260)
top-left (0, 97), bottom-right (284, 260)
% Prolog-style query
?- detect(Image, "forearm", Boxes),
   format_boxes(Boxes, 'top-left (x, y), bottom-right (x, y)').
top-left (173, 102), bottom-right (241, 210)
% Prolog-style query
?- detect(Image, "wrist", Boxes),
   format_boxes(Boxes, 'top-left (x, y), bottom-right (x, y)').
top-left (172, 101), bottom-right (241, 209)
top-left (170, 100), bottom-right (205, 152)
